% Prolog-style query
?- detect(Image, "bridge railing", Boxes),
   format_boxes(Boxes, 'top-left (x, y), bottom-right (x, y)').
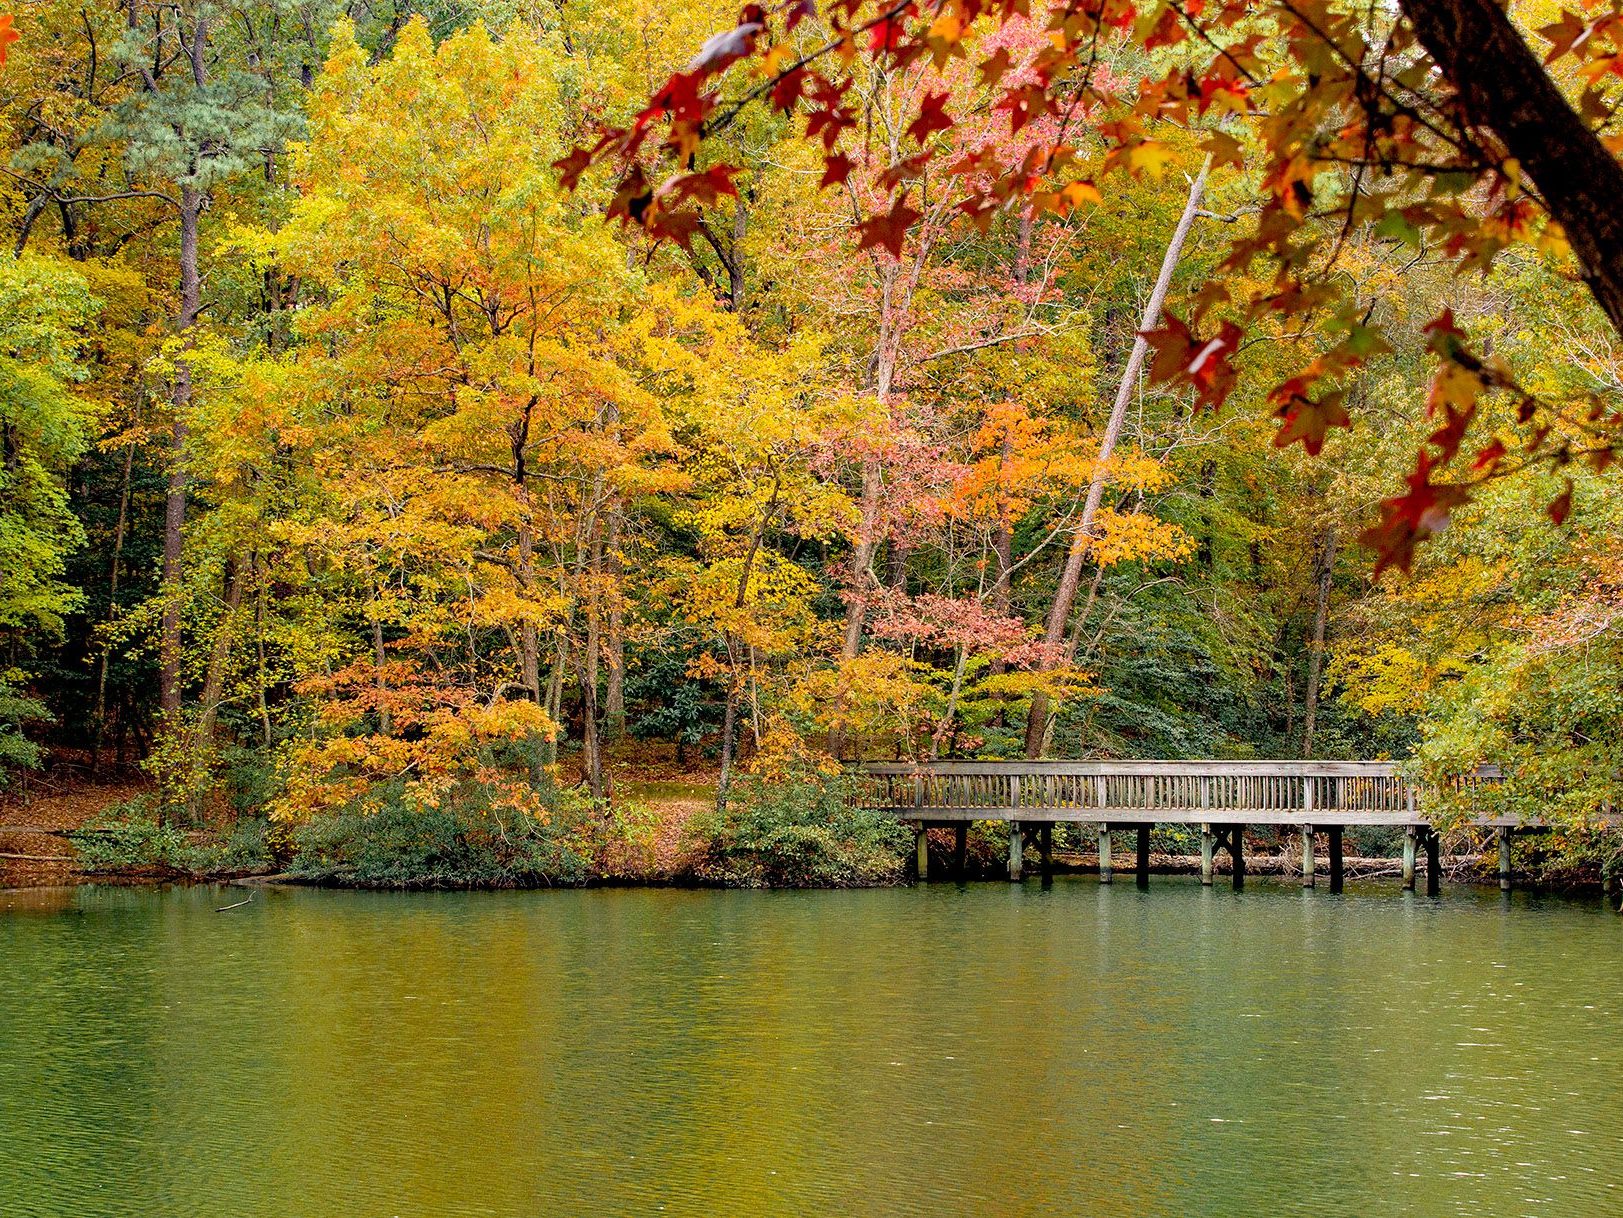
top-left (850, 760), bottom-right (1504, 824)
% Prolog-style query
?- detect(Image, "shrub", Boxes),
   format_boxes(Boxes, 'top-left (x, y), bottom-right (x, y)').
top-left (686, 764), bottom-right (910, 888)
top-left (286, 781), bottom-right (599, 888)
top-left (69, 798), bottom-right (275, 876)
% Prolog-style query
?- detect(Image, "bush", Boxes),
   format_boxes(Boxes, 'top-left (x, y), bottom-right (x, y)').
top-left (286, 782), bottom-right (599, 888)
top-left (686, 765), bottom-right (910, 888)
top-left (69, 798), bottom-right (275, 876)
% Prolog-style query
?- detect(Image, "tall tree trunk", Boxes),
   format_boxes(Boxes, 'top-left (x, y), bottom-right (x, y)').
top-left (371, 588), bottom-right (392, 738)
top-left (716, 495), bottom-right (776, 812)
top-left (580, 514), bottom-right (606, 802)
top-left (1301, 528), bottom-right (1339, 759)
top-left (543, 635), bottom-right (567, 768)
top-left (159, 186), bottom-right (202, 730)
top-left (92, 438), bottom-right (136, 773)
top-left (1023, 158), bottom-right (1210, 758)
top-left (1400, 0), bottom-right (1623, 338)
top-left (187, 559), bottom-right (243, 824)
top-left (603, 509), bottom-right (626, 741)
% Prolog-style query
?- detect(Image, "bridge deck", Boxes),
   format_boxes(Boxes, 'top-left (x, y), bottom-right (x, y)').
top-left (853, 760), bottom-right (1530, 829)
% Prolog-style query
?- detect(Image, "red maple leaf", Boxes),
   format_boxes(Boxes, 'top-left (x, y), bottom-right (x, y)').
top-left (978, 47), bottom-right (1013, 87)
top-left (856, 196), bottom-right (921, 259)
top-left (1548, 480), bottom-right (1574, 525)
top-left (1472, 438), bottom-right (1508, 472)
top-left (1361, 451), bottom-right (1471, 575)
top-left (771, 67), bottom-right (808, 113)
top-left (636, 72), bottom-right (709, 130)
top-left (820, 152), bottom-right (855, 189)
top-left (1272, 390), bottom-right (1351, 456)
top-left (869, 7), bottom-right (914, 55)
top-left (1426, 401), bottom-right (1476, 463)
top-left (806, 103), bottom-right (856, 150)
top-left (906, 90), bottom-right (952, 144)
top-left (662, 164), bottom-right (740, 208)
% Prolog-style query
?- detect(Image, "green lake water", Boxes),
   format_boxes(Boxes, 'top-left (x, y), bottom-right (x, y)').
top-left (2, 879), bottom-right (1620, 1217)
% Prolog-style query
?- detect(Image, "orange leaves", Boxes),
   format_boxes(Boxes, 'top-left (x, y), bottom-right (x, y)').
top-left (0, 15), bottom-right (18, 67)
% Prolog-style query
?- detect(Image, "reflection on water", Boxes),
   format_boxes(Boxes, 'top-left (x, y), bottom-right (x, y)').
top-left (2, 880), bottom-right (1620, 1216)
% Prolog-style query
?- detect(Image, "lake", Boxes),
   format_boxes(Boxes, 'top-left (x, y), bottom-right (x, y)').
top-left (2, 879), bottom-right (1619, 1216)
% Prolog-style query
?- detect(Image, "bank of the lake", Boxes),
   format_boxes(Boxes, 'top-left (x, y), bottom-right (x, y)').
top-left (4, 880), bottom-right (1621, 1217)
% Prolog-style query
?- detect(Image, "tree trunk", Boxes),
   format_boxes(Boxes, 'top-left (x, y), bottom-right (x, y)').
top-left (580, 514), bottom-right (606, 801)
top-left (92, 438), bottom-right (136, 773)
top-left (1301, 528), bottom-right (1338, 758)
top-left (159, 187), bottom-right (202, 729)
top-left (603, 510), bottom-right (626, 741)
top-left (1400, 0), bottom-right (1623, 338)
top-left (1024, 158), bottom-right (1210, 757)
top-left (543, 635), bottom-right (567, 768)
top-left (716, 497), bottom-right (777, 812)
top-left (187, 559), bottom-right (244, 824)
top-left (371, 599), bottom-right (391, 738)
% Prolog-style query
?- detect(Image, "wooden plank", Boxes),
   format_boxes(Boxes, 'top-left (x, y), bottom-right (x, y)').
top-left (867, 805), bottom-right (1554, 828)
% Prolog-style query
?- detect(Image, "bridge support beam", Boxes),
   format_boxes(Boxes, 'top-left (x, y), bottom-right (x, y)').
top-left (1136, 825), bottom-right (1151, 889)
top-left (953, 824), bottom-right (968, 880)
top-left (1098, 827), bottom-right (1112, 884)
top-left (1008, 822), bottom-right (1023, 882)
top-left (915, 826), bottom-right (929, 882)
top-left (1231, 824), bottom-right (1245, 891)
top-left (1039, 824), bottom-right (1053, 880)
top-left (1328, 825), bottom-right (1344, 894)
top-left (1403, 828), bottom-right (1417, 891)
top-left (1425, 828), bottom-right (1441, 897)
top-left (1200, 824), bottom-right (1214, 886)
top-left (1498, 827), bottom-right (1512, 892)
top-left (1300, 826), bottom-right (1315, 888)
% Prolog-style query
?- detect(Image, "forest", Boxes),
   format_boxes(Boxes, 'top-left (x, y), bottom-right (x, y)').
top-left (2, 0), bottom-right (1621, 889)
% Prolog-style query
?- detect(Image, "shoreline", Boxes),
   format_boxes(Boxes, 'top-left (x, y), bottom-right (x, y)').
top-left (5, 851), bottom-right (1614, 901)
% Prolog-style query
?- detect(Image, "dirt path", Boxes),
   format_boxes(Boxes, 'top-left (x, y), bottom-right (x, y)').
top-left (0, 778), bottom-right (148, 888)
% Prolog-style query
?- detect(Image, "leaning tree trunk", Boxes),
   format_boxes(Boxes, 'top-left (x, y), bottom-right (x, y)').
top-left (1301, 528), bottom-right (1338, 759)
top-left (1399, 0), bottom-right (1623, 339)
top-left (1023, 158), bottom-right (1210, 757)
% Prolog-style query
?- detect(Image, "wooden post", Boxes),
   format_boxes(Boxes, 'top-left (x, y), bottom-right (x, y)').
top-left (1498, 827), bottom-right (1512, 892)
top-left (915, 825), bottom-right (929, 883)
top-left (1328, 825), bottom-right (1344, 894)
top-left (1302, 776), bottom-right (1316, 888)
top-left (1007, 773), bottom-right (1022, 881)
top-left (1425, 828), bottom-right (1441, 897)
top-left (1136, 824), bottom-right (1150, 890)
top-left (1200, 824), bottom-right (1214, 886)
top-left (1231, 824), bottom-right (1245, 891)
top-left (953, 823), bottom-right (968, 880)
top-left (1039, 823), bottom-right (1053, 880)
top-left (1098, 825), bottom-right (1113, 884)
top-left (1402, 827), bottom-right (1417, 891)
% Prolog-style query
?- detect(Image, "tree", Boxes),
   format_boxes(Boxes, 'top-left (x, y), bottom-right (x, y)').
top-left (564, 0), bottom-right (1623, 567)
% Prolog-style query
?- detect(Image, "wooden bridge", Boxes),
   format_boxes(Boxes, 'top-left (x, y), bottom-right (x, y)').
top-left (852, 759), bottom-right (1518, 895)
